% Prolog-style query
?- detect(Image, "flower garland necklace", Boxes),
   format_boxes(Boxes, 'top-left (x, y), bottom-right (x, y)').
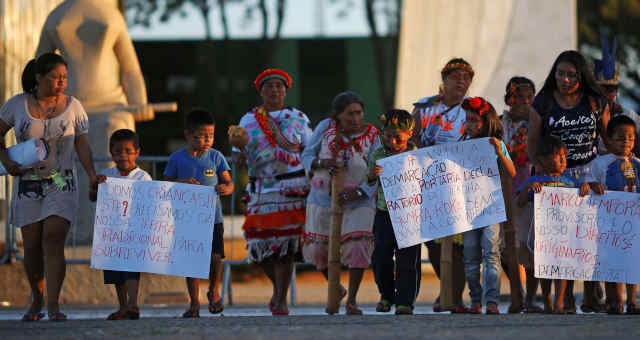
top-left (253, 106), bottom-right (277, 147)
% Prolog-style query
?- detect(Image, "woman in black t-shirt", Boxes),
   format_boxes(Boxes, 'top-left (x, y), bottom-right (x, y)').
top-left (526, 50), bottom-right (610, 315)
top-left (528, 50), bottom-right (610, 174)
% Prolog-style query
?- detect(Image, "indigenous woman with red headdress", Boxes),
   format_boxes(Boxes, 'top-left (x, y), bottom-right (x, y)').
top-left (300, 91), bottom-right (379, 315)
top-left (229, 69), bottom-right (312, 315)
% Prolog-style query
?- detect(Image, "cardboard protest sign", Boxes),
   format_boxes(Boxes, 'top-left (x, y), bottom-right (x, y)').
top-left (91, 178), bottom-right (216, 278)
top-left (377, 137), bottom-right (506, 248)
top-left (534, 187), bottom-right (640, 284)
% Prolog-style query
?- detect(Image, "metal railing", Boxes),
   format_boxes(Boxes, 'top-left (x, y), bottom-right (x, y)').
top-left (0, 155), bottom-right (429, 306)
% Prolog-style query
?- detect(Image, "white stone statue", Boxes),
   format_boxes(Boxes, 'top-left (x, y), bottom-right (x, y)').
top-left (35, 0), bottom-right (153, 241)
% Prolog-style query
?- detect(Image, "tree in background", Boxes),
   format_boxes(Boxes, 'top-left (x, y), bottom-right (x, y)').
top-left (579, 0), bottom-right (640, 108)
top-left (331, 0), bottom-right (401, 111)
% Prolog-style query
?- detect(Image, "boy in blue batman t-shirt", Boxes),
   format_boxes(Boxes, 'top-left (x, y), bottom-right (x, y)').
top-left (164, 109), bottom-right (234, 318)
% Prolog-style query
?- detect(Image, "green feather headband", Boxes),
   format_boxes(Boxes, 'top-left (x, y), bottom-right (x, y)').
top-left (379, 113), bottom-right (414, 131)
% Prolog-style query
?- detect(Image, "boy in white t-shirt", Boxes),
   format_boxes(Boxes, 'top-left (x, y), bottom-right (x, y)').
top-left (90, 129), bottom-right (151, 320)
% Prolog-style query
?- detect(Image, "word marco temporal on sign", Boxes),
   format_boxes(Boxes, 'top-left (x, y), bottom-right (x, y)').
top-left (91, 178), bottom-right (217, 279)
top-left (534, 186), bottom-right (640, 284)
top-left (377, 137), bottom-right (506, 249)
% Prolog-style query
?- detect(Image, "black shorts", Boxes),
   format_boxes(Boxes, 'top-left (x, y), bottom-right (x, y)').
top-left (212, 223), bottom-right (225, 259)
top-left (104, 270), bottom-right (141, 285)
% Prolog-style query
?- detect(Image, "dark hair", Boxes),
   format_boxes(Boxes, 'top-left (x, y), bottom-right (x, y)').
top-left (504, 76), bottom-right (535, 105)
top-left (110, 129), bottom-right (140, 151)
top-left (539, 50), bottom-right (603, 101)
top-left (331, 91), bottom-right (364, 118)
top-left (185, 109), bottom-right (215, 132)
top-left (21, 53), bottom-right (67, 93)
top-left (380, 109), bottom-right (414, 130)
top-left (606, 115), bottom-right (636, 138)
top-left (441, 58), bottom-right (474, 81)
top-left (461, 97), bottom-right (503, 139)
top-left (536, 135), bottom-right (567, 158)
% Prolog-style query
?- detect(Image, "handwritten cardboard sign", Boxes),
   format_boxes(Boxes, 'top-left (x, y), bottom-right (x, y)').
top-left (90, 178), bottom-right (216, 278)
top-left (534, 187), bottom-right (640, 284)
top-left (376, 137), bottom-right (506, 248)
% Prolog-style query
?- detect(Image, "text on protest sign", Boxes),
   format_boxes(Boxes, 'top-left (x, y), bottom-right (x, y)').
top-left (376, 137), bottom-right (506, 248)
top-left (91, 178), bottom-right (216, 279)
top-left (534, 187), bottom-right (640, 284)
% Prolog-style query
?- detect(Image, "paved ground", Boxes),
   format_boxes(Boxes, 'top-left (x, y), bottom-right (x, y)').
top-left (1, 305), bottom-right (640, 339)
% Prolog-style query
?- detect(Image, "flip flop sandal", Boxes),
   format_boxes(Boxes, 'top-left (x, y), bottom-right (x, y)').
top-left (48, 312), bottom-right (67, 322)
top-left (207, 292), bottom-right (224, 314)
top-left (523, 304), bottom-right (544, 313)
top-left (394, 305), bottom-right (413, 315)
top-left (272, 308), bottom-right (289, 316)
top-left (345, 303), bottom-right (363, 315)
top-left (507, 304), bottom-right (523, 314)
top-left (106, 310), bottom-right (128, 320)
top-left (450, 305), bottom-right (470, 314)
top-left (21, 311), bottom-right (45, 322)
top-left (126, 306), bottom-right (140, 320)
top-left (182, 307), bottom-right (200, 318)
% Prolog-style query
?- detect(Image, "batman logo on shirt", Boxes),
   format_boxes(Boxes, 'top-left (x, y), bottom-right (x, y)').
top-left (204, 169), bottom-right (215, 177)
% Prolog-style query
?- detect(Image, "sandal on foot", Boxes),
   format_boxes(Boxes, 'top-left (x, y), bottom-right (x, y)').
top-left (207, 292), bottom-right (224, 314)
top-left (523, 303), bottom-right (544, 313)
top-left (433, 297), bottom-right (441, 312)
top-left (627, 303), bottom-right (640, 315)
top-left (48, 312), bottom-right (67, 322)
top-left (395, 305), bottom-right (413, 315)
top-left (451, 305), bottom-right (470, 314)
top-left (376, 299), bottom-right (392, 313)
top-left (182, 307), bottom-right (200, 318)
top-left (507, 304), bottom-right (523, 314)
top-left (486, 302), bottom-right (500, 315)
top-left (468, 303), bottom-right (482, 314)
top-left (21, 311), bottom-right (45, 322)
top-left (106, 310), bottom-right (128, 320)
top-left (126, 306), bottom-right (140, 320)
top-left (346, 303), bottom-right (363, 315)
top-left (581, 303), bottom-right (605, 313)
top-left (272, 308), bottom-right (289, 316)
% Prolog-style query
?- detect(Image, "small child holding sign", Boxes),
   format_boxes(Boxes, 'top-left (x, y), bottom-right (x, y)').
top-left (516, 136), bottom-right (591, 313)
top-left (369, 109), bottom-right (421, 315)
top-left (460, 97), bottom-right (516, 314)
top-left (164, 110), bottom-right (234, 318)
top-left (90, 129), bottom-right (151, 320)
top-left (583, 115), bottom-right (640, 315)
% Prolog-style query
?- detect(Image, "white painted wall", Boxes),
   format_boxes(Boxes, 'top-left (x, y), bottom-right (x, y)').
top-left (395, 0), bottom-right (577, 111)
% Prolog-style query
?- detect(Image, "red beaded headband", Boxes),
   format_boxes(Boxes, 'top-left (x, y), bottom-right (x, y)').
top-left (254, 68), bottom-right (292, 91)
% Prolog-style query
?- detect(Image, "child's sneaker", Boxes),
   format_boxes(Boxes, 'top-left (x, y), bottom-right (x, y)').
top-left (376, 299), bottom-right (392, 313)
top-left (395, 305), bottom-right (413, 315)
top-left (486, 302), bottom-right (500, 315)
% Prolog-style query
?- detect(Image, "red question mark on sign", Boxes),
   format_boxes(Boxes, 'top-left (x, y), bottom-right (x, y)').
top-left (122, 201), bottom-right (129, 216)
